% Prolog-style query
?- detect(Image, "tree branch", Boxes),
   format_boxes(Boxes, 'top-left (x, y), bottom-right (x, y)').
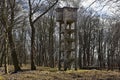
top-left (33, 0), bottom-right (58, 24)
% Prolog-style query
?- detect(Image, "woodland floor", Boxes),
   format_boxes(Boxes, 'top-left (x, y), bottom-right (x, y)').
top-left (0, 65), bottom-right (120, 80)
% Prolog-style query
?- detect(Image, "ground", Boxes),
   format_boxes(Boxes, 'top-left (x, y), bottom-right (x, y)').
top-left (0, 65), bottom-right (120, 80)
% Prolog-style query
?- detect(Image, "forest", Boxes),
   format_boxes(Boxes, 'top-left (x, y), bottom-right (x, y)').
top-left (0, 0), bottom-right (120, 80)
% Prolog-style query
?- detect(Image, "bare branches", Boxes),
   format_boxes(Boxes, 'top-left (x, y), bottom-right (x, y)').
top-left (33, 0), bottom-right (58, 24)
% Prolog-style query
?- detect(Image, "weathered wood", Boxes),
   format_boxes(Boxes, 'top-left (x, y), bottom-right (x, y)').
top-left (56, 8), bottom-right (63, 23)
top-left (56, 7), bottom-right (78, 23)
top-left (65, 29), bottom-right (75, 34)
top-left (63, 7), bottom-right (78, 23)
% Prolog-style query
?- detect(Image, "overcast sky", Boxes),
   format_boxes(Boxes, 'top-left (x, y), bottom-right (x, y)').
top-left (59, 0), bottom-right (116, 16)
top-left (82, 0), bottom-right (119, 16)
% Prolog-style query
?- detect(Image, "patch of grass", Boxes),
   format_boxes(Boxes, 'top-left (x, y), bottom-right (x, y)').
top-left (49, 68), bottom-right (58, 72)
top-left (0, 76), bottom-right (4, 80)
top-left (1, 65), bottom-right (120, 80)
top-left (38, 66), bottom-right (58, 72)
top-left (38, 66), bottom-right (51, 70)
top-left (25, 75), bottom-right (37, 78)
top-left (66, 69), bottom-right (91, 73)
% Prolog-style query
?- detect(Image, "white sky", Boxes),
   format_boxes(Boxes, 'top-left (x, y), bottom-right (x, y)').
top-left (59, 0), bottom-right (117, 16)
top-left (82, 0), bottom-right (118, 16)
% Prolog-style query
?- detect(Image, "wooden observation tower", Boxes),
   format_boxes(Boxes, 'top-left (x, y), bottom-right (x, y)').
top-left (56, 7), bottom-right (78, 71)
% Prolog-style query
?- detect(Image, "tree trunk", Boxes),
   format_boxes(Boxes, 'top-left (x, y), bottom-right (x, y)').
top-left (49, 17), bottom-right (54, 68)
top-left (58, 23), bottom-right (62, 70)
top-left (30, 23), bottom-right (36, 70)
top-left (8, 30), bottom-right (21, 72)
top-left (0, 51), bottom-right (5, 67)
top-left (78, 48), bottom-right (82, 69)
top-left (75, 22), bottom-right (77, 70)
top-left (4, 40), bottom-right (8, 74)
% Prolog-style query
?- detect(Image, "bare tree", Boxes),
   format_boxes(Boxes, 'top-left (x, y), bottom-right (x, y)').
top-left (28, 0), bottom-right (58, 70)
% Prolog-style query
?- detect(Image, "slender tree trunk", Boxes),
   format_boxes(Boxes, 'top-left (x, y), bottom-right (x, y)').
top-left (83, 31), bottom-right (87, 67)
top-left (49, 17), bottom-right (54, 68)
top-left (75, 22), bottom-right (77, 70)
top-left (28, 0), bottom-right (36, 70)
top-left (0, 40), bottom-right (5, 67)
top-left (107, 49), bottom-right (110, 70)
top-left (78, 47), bottom-right (82, 69)
top-left (0, 51), bottom-right (5, 67)
top-left (30, 23), bottom-right (36, 70)
top-left (58, 23), bottom-right (62, 70)
top-left (4, 33), bottom-right (8, 74)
